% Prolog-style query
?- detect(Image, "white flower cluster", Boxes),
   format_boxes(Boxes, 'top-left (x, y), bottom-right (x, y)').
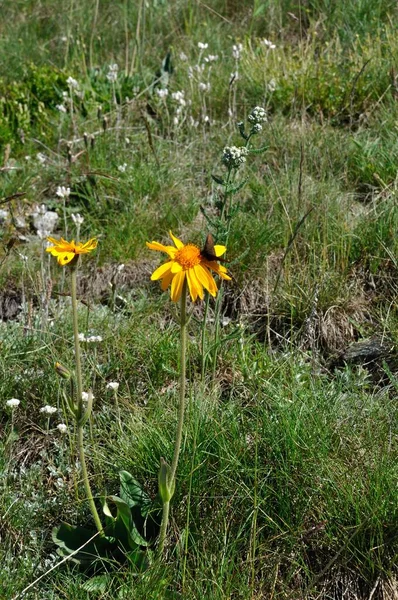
top-left (40, 405), bottom-right (57, 415)
top-left (232, 43), bottom-right (243, 60)
top-left (248, 106), bottom-right (267, 124)
top-left (198, 42), bottom-right (208, 50)
top-left (198, 82), bottom-right (211, 93)
top-left (82, 391), bottom-right (94, 402)
top-left (56, 186), bottom-right (70, 199)
top-left (66, 76), bottom-right (79, 90)
top-left (171, 90), bottom-right (186, 106)
top-left (156, 88), bottom-right (168, 99)
top-left (6, 398), bottom-right (20, 408)
top-left (252, 123), bottom-right (263, 134)
top-left (106, 63), bottom-right (118, 83)
top-left (56, 104), bottom-right (67, 113)
top-left (71, 213), bottom-right (84, 225)
top-left (262, 38), bottom-right (276, 50)
top-left (57, 423), bottom-right (68, 434)
top-left (118, 163), bottom-right (128, 173)
top-left (33, 204), bottom-right (59, 239)
top-left (106, 381), bottom-right (119, 391)
top-left (78, 333), bottom-right (103, 343)
top-left (204, 54), bottom-right (218, 63)
top-left (222, 146), bottom-right (249, 169)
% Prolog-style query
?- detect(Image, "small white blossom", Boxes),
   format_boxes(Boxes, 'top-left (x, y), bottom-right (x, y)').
top-left (37, 153), bottom-right (47, 164)
top-left (71, 213), bottom-right (84, 225)
top-left (106, 382), bottom-right (119, 391)
top-left (57, 423), bottom-right (68, 434)
top-left (268, 79), bottom-right (277, 92)
top-left (248, 106), bottom-right (267, 124)
top-left (222, 146), bottom-right (249, 169)
top-left (204, 54), bottom-right (218, 63)
top-left (56, 104), bottom-right (67, 113)
top-left (232, 43), bottom-right (243, 60)
top-left (33, 210), bottom-right (58, 236)
top-left (40, 405), bottom-right (57, 415)
top-left (198, 42), bottom-right (208, 50)
top-left (86, 335), bottom-right (103, 343)
top-left (118, 163), bottom-right (127, 173)
top-left (66, 76), bottom-right (79, 89)
top-left (156, 88), bottom-right (169, 99)
top-left (262, 38), bottom-right (276, 49)
top-left (78, 332), bottom-right (86, 342)
top-left (82, 392), bottom-right (94, 402)
top-left (171, 90), bottom-right (186, 106)
top-left (198, 82), bottom-right (211, 92)
top-left (117, 263), bottom-right (125, 272)
top-left (6, 398), bottom-right (20, 408)
top-left (106, 63), bottom-right (118, 83)
top-left (251, 123), bottom-right (263, 134)
top-left (179, 52), bottom-right (188, 61)
top-left (56, 186), bottom-right (70, 199)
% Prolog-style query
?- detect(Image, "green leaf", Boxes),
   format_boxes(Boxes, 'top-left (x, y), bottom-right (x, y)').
top-left (52, 523), bottom-right (114, 565)
top-left (82, 574), bottom-right (112, 593)
top-left (211, 174), bottom-right (225, 185)
top-left (119, 471), bottom-right (150, 510)
top-left (108, 495), bottom-right (148, 548)
top-left (249, 145), bottom-right (268, 154)
top-left (225, 178), bottom-right (249, 196)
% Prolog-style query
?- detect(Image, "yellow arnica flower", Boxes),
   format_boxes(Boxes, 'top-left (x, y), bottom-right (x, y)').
top-left (146, 231), bottom-right (231, 302)
top-left (46, 236), bottom-right (97, 266)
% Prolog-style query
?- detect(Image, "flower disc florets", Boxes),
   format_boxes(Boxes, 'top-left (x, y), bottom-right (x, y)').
top-left (248, 106), bottom-right (267, 124)
top-left (175, 244), bottom-right (202, 269)
top-left (222, 146), bottom-right (249, 169)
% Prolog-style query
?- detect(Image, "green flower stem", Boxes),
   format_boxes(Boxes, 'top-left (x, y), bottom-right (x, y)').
top-left (170, 278), bottom-right (188, 483)
top-left (158, 278), bottom-right (188, 556)
top-left (201, 291), bottom-right (210, 380)
top-left (157, 500), bottom-right (170, 557)
top-left (70, 264), bottom-right (103, 536)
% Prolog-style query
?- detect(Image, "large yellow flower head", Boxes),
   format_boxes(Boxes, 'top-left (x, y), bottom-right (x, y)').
top-left (147, 231), bottom-right (231, 302)
top-left (46, 236), bottom-right (97, 266)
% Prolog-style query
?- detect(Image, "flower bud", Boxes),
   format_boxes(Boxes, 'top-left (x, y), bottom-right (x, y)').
top-left (55, 362), bottom-right (72, 380)
top-left (158, 458), bottom-right (175, 503)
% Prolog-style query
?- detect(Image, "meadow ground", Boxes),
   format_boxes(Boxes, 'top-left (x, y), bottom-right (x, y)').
top-left (1, 1), bottom-right (398, 598)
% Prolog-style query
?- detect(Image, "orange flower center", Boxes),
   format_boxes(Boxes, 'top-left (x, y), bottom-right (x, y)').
top-left (175, 244), bottom-right (201, 269)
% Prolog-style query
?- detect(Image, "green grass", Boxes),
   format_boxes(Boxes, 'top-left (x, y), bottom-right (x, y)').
top-left (1, 1), bottom-right (398, 598)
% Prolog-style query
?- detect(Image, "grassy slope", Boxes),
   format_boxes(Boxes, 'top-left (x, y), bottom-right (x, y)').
top-left (1, 1), bottom-right (398, 598)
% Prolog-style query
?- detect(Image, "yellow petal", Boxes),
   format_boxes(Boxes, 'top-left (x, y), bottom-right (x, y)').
top-left (57, 252), bottom-right (76, 265)
top-left (187, 268), bottom-right (203, 301)
top-left (146, 241), bottom-right (177, 258)
top-left (194, 264), bottom-right (217, 296)
top-left (79, 238), bottom-right (97, 252)
top-left (171, 261), bottom-right (183, 274)
top-left (169, 231), bottom-right (184, 249)
top-left (170, 271), bottom-right (186, 302)
top-left (161, 271), bottom-right (174, 291)
top-left (151, 261), bottom-right (173, 281)
top-left (214, 245), bottom-right (226, 257)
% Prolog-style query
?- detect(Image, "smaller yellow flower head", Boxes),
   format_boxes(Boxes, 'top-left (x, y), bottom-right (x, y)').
top-left (146, 231), bottom-right (231, 302)
top-left (46, 236), bottom-right (97, 266)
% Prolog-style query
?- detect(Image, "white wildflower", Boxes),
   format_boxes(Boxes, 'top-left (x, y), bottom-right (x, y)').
top-left (57, 423), bottom-right (68, 434)
top-left (248, 106), bottom-right (267, 124)
top-left (66, 76), bottom-right (79, 89)
top-left (118, 163), bottom-right (127, 173)
top-left (198, 82), bottom-right (210, 92)
top-left (232, 43), bottom-right (243, 60)
top-left (78, 332), bottom-right (86, 342)
top-left (86, 335), bottom-right (103, 343)
top-left (81, 392), bottom-right (94, 402)
top-left (33, 210), bottom-right (58, 236)
top-left (37, 153), bottom-right (47, 164)
top-left (268, 79), bottom-right (277, 92)
top-left (198, 42), bottom-right (208, 50)
top-left (6, 398), bottom-right (20, 408)
top-left (171, 90), bottom-right (186, 106)
top-left (56, 186), bottom-right (70, 199)
top-left (71, 213), bottom-right (84, 225)
top-left (179, 52), bottom-right (188, 61)
top-left (222, 146), bottom-right (249, 169)
top-left (40, 405), bottom-right (57, 415)
top-left (251, 123), bottom-right (263, 134)
top-left (106, 63), bottom-right (118, 83)
top-left (262, 38), bottom-right (276, 49)
top-left (56, 104), bottom-right (67, 113)
top-left (156, 88), bottom-right (168, 99)
top-left (106, 382), bottom-right (119, 391)
top-left (204, 54), bottom-right (218, 63)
